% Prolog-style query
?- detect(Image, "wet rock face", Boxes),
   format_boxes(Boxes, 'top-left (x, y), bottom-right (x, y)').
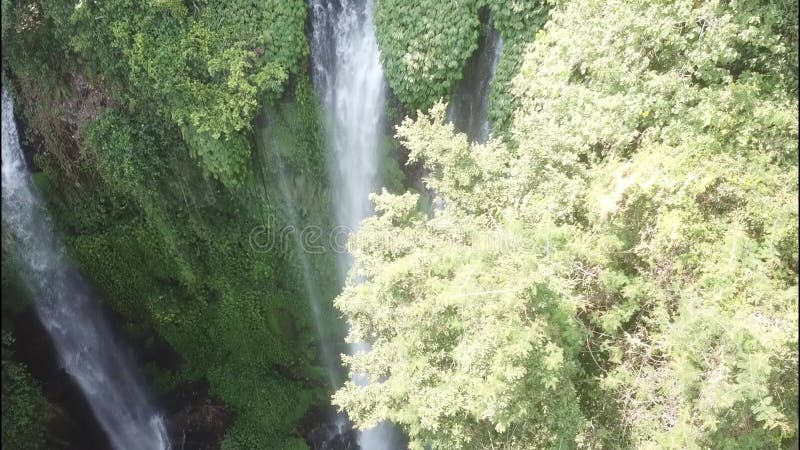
top-left (63, 73), bottom-right (116, 142)
top-left (299, 405), bottom-right (361, 450)
top-left (448, 7), bottom-right (503, 144)
top-left (306, 419), bottom-right (360, 450)
top-left (327, 427), bottom-right (361, 450)
top-left (162, 380), bottom-right (234, 450)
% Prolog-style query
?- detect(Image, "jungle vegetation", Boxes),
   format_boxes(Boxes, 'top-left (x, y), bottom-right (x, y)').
top-left (1, 0), bottom-right (797, 449)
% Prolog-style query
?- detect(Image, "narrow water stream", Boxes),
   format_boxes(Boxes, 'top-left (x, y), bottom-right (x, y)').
top-left (449, 15), bottom-right (504, 144)
top-left (272, 151), bottom-right (340, 389)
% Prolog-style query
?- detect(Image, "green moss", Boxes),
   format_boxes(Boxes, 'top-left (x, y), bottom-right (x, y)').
top-left (22, 90), bottom-right (333, 446)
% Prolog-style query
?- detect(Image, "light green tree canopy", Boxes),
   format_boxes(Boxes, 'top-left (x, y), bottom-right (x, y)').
top-left (335, 0), bottom-right (798, 448)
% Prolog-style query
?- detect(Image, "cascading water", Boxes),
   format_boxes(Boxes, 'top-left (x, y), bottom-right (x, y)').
top-left (271, 151), bottom-right (339, 389)
top-left (309, 1), bottom-right (403, 448)
top-left (1, 86), bottom-right (170, 450)
top-left (449, 16), bottom-right (504, 144)
top-left (310, 0), bottom-right (385, 246)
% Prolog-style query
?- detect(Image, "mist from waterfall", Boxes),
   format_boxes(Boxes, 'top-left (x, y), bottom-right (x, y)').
top-left (270, 149), bottom-right (340, 390)
top-left (1, 86), bottom-right (170, 450)
top-left (308, 0), bottom-right (403, 448)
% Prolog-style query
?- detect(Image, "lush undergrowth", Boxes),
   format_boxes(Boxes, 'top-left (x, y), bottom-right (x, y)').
top-left (1, 255), bottom-right (49, 450)
top-left (2, 1), bottom-right (343, 447)
top-left (2, 0), bottom-right (798, 449)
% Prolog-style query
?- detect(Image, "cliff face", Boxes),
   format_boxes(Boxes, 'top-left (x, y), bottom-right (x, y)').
top-left (3, 69), bottom-right (110, 185)
top-left (2, 6), bottom-right (340, 442)
top-left (3, 71), bottom-right (337, 448)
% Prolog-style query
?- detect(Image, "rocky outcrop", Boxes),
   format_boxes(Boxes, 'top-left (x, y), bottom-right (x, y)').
top-left (162, 380), bottom-right (234, 450)
top-left (299, 405), bottom-right (361, 450)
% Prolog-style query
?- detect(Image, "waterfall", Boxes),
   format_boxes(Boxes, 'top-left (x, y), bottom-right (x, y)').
top-left (449, 17), bottom-right (504, 144)
top-left (1, 87), bottom-right (170, 450)
top-left (309, 1), bottom-right (403, 448)
top-left (310, 0), bottom-right (385, 245)
top-left (271, 151), bottom-right (339, 389)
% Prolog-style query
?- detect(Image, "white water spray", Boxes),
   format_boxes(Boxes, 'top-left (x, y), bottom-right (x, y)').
top-left (2, 86), bottom-right (170, 450)
top-left (311, 0), bottom-right (385, 241)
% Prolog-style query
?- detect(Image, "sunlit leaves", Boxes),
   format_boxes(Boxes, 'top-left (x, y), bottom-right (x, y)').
top-left (338, 0), bottom-right (798, 448)
top-left (375, 0), bottom-right (482, 111)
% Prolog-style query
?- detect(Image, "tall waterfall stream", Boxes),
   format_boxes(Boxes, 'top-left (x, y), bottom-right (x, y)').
top-left (309, 0), bottom-right (403, 448)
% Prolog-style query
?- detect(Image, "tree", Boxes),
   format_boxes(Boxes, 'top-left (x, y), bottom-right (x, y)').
top-left (334, 0), bottom-right (799, 448)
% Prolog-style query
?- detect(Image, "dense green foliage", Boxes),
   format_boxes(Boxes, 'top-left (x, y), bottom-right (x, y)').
top-left (53, 82), bottom-right (344, 449)
top-left (2, 1), bottom-right (341, 447)
top-left (4, 0), bottom-right (308, 186)
top-left (335, 0), bottom-right (799, 448)
top-left (484, 1), bottom-right (548, 135)
top-left (375, 0), bottom-right (548, 122)
top-left (38, 100), bottom-right (326, 449)
top-left (3, 0), bottom-right (798, 448)
top-left (1, 352), bottom-right (48, 450)
top-left (375, 0), bottom-right (482, 111)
